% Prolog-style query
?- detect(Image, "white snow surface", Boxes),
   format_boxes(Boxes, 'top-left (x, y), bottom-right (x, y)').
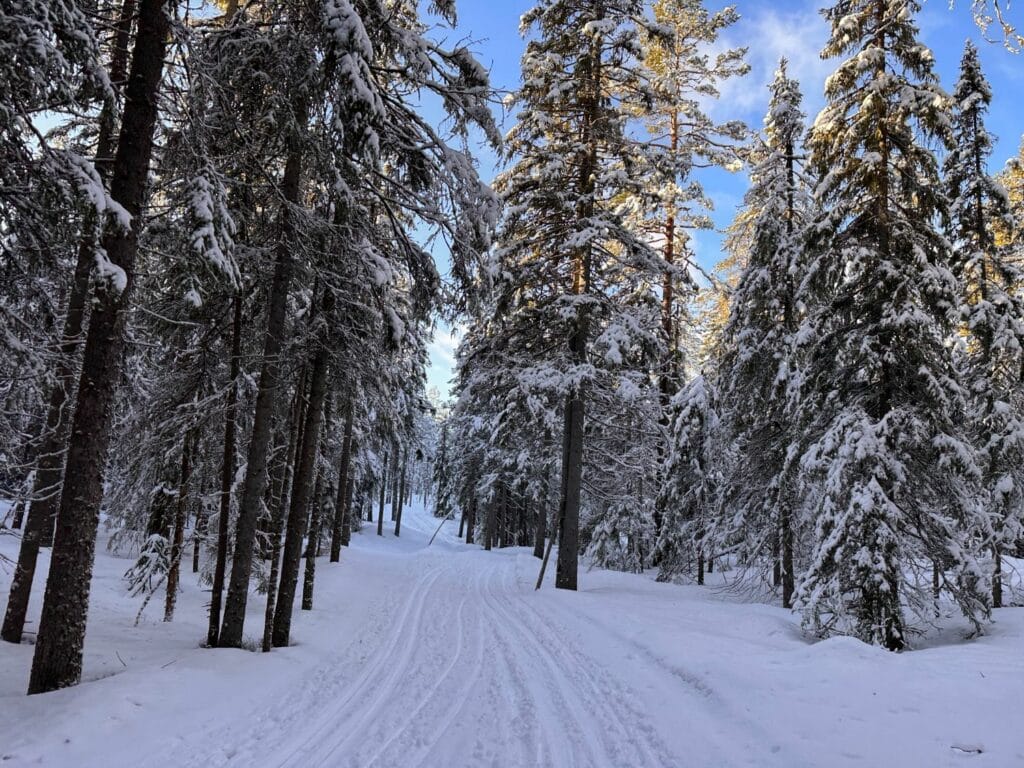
top-left (1, 500), bottom-right (1023, 767)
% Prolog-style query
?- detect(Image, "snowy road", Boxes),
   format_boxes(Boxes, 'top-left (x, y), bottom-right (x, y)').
top-left (2, 501), bottom-right (1023, 767)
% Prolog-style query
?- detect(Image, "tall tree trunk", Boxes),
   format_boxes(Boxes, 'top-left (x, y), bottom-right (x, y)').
top-left (465, 495), bottom-right (476, 545)
top-left (340, 467), bottom-right (354, 547)
top-left (330, 400), bottom-right (354, 561)
top-left (394, 446), bottom-right (408, 537)
top-left (302, 400), bottom-right (331, 610)
top-left (457, 508), bottom-right (466, 539)
top-left (262, 386), bottom-right (304, 653)
top-left (781, 504), bottom-right (794, 609)
top-left (219, 92), bottom-right (309, 649)
top-left (164, 430), bottom-right (194, 622)
top-left (192, 481), bottom-right (206, 575)
top-left (555, 382), bottom-right (585, 590)
top-left (993, 543), bottom-right (1003, 609)
top-left (553, 32), bottom-right (598, 593)
top-left (389, 447), bottom-right (400, 521)
top-left (653, 111), bottom-right (681, 546)
top-left (272, 336), bottom-right (330, 648)
top-left (1, 0), bottom-right (137, 647)
top-left (27, 0), bottom-right (171, 694)
top-left (484, 496), bottom-right (496, 552)
top-left (533, 498), bottom-right (545, 560)
top-left (207, 293), bottom-right (242, 647)
top-left (376, 453), bottom-right (387, 536)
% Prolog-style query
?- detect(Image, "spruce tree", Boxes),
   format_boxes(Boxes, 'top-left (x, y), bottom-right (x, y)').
top-left (716, 60), bottom-right (812, 608)
top-left (656, 375), bottom-right (723, 584)
top-left (499, 0), bottom-right (665, 590)
top-left (795, 0), bottom-right (987, 649)
top-left (944, 41), bottom-right (1024, 609)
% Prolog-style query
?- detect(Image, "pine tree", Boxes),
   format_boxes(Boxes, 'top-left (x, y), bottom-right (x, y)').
top-left (794, 0), bottom-right (988, 650)
top-left (218, 0), bottom-right (498, 646)
top-left (28, 0), bottom-right (172, 693)
top-left (716, 61), bottom-right (812, 608)
top-left (1, 0), bottom-right (138, 646)
top-left (499, 0), bottom-right (665, 590)
top-left (996, 136), bottom-right (1023, 249)
top-left (943, 41), bottom-right (1024, 609)
top-left (656, 375), bottom-right (723, 584)
top-left (640, 0), bottom-right (747, 541)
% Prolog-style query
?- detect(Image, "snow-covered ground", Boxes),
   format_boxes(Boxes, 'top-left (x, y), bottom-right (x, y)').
top-left (1, 500), bottom-right (1022, 767)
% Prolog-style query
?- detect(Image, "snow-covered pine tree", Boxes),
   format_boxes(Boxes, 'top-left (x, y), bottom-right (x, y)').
top-left (716, 60), bottom-right (812, 608)
top-left (794, 0), bottom-right (988, 650)
top-left (639, 0), bottom-right (747, 541)
top-left (655, 374), bottom-right (723, 584)
top-left (218, 0), bottom-right (499, 647)
top-left (28, 0), bottom-right (172, 693)
top-left (0, 0), bottom-right (133, 645)
top-left (997, 136), bottom-right (1023, 248)
top-left (498, 0), bottom-right (666, 590)
top-left (943, 41), bottom-right (1024, 609)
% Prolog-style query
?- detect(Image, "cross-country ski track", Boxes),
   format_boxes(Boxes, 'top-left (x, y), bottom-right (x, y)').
top-left (2, 499), bottom-right (1023, 767)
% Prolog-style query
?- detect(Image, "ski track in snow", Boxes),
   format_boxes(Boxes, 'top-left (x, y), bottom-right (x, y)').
top-left (3, 497), bottom-right (1024, 768)
top-left (150, 509), bottom-right (700, 768)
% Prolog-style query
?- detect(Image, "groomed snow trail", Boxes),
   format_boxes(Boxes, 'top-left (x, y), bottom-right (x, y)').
top-left (2, 497), bottom-right (1023, 767)
top-left (162, 506), bottom-right (712, 768)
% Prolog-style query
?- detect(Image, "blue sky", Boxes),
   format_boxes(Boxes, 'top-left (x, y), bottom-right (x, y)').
top-left (425, 0), bottom-right (1024, 398)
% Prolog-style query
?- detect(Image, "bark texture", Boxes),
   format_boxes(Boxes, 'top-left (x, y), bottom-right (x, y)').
top-left (28, 0), bottom-right (170, 693)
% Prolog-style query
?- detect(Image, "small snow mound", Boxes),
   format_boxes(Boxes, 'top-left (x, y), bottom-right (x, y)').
top-left (809, 635), bottom-right (885, 659)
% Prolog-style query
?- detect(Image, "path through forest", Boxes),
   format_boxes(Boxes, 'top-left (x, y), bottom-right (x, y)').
top-left (2, 500), bottom-right (1023, 767)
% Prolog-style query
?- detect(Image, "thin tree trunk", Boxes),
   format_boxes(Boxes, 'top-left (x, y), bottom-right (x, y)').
top-left (457, 508), bottom-right (466, 539)
top-left (272, 334), bottom-right (330, 647)
top-left (1, 0), bottom-right (137, 647)
top-left (164, 430), bottom-right (194, 622)
top-left (261, 388), bottom-right (304, 653)
top-left (533, 498), bottom-right (545, 560)
top-left (330, 400), bottom-right (354, 561)
top-left (484, 496), bottom-right (496, 552)
top-left (993, 543), bottom-right (1003, 608)
top-left (390, 447), bottom-right (400, 521)
top-left (192, 485), bottom-right (205, 575)
top-left (465, 495), bottom-right (476, 545)
top-left (302, 400), bottom-right (331, 610)
top-left (207, 292), bottom-right (242, 647)
top-left (781, 504), bottom-right (794, 609)
top-left (28, 0), bottom-right (170, 693)
top-left (377, 453), bottom-right (387, 536)
top-left (394, 446), bottom-right (408, 537)
top-left (219, 91), bottom-right (309, 649)
top-left (340, 467), bottom-right (354, 547)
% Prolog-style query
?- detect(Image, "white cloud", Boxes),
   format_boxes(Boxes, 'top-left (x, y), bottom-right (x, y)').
top-left (711, 0), bottom-right (834, 127)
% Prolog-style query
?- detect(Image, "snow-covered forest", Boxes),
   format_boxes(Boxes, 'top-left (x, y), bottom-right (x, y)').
top-left (2, 0), bottom-right (1024, 765)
